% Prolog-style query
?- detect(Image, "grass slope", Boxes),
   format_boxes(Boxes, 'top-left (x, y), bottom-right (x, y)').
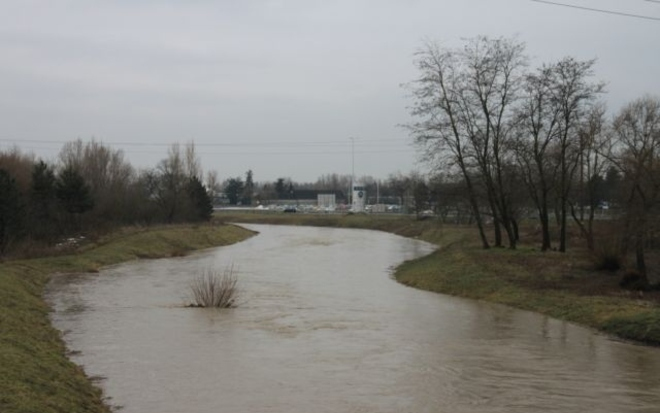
top-left (396, 233), bottom-right (660, 345)
top-left (0, 224), bottom-right (254, 413)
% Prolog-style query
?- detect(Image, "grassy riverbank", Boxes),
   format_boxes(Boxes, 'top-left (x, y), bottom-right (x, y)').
top-left (217, 212), bottom-right (660, 345)
top-left (0, 224), bottom-right (254, 413)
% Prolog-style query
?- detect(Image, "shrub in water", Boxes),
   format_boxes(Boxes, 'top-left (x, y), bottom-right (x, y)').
top-left (188, 267), bottom-right (238, 308)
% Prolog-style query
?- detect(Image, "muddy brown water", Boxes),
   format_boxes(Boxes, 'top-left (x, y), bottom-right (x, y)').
top-left (47, 224), bottom-right (660, 413)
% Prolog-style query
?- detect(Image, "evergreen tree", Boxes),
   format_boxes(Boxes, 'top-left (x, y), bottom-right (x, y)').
top-left (187, 176), bottom-right (213, 221)
top-left (56, 166), bottom-right (94, 216)
top-left (225, 177), bottom-right (244, 205)
top-left (0, 169), bottom-right (25, 253)
top-left (29, 160), bottom-right (58, 240)
top-left (275, 178), bottom-right (286, 199)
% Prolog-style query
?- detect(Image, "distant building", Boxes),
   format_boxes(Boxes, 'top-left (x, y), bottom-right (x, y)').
top-left (351, 182), bottom-right (366, 212)
top-left (271, 189), bottom-right (346, 206)
top-left (318, 194), bottom-right (336, 210)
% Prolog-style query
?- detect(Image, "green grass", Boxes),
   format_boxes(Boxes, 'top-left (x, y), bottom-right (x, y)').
top-left (395, 226), bottom-right (660, 346)
top-left (0, 223), bottom-right (254, 413)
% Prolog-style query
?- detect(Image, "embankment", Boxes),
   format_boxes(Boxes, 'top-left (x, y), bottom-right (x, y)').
top-left (0, 224), bottom-right (254, 413)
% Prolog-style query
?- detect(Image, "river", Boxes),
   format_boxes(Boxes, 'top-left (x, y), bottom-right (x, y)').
top-left (47, 224), bottom-right (660, 413)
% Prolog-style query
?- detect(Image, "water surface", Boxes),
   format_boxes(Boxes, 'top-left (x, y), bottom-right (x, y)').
top-left (48, 224), bottom-right (660, 412)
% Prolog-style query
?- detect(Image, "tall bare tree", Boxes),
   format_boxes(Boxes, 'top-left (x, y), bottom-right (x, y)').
top-left (184, 140), bottom-right (202, 180)
top-left (515, 65), bottom-right (563, 251)
top-left (609, 96), bottom-right (660, 282)
top-left (58, 139), bottom-right (134, 223)
top-left (408, 40), bottom-right (487, 247)
top-left (408, 36), bottom-right (527, 248)
top-left (548, 57), bottom-right (605, 252)
top-left (462, 36), bottom-right (527, 248)
top-left (151, 144), bottom-right (187, 222)
top-left (515, 57), bottom-right (604, 251)
top-left (206, 170), bottom-right (221, 203)
top-left (570, 103), bottom-right (609, 251)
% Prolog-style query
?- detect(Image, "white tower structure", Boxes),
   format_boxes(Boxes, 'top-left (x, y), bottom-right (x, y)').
top-left (348, 136), bottom-right (366, 212)
top-left (352, 181), bottom-right (366, 212)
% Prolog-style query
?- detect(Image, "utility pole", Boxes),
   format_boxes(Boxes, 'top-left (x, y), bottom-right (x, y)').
top-left (350, 137), bottom-right (356, 180)
top-left (376, 179), bottom-right (380, 205)
top-left (349, 137), bottom-right (355, 206)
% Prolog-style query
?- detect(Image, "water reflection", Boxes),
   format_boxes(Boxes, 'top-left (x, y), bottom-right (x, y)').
top-left (47, 224), bottom-right (660, 413)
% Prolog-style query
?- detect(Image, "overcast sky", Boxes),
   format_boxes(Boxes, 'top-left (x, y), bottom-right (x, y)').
top-left (1, 0), bottom-right (658, 183)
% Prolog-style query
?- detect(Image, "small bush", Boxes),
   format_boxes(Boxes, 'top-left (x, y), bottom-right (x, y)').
top-left (602, 311), bottom-right (660, 345)
top-left (619, 270), bottom-right (649, 291)
top-left (592, 238), bottom-right (624, 272)
top-left (188, 267), bottom-right (238, 308)
top-left (169, 248), bottom-right (187, 257)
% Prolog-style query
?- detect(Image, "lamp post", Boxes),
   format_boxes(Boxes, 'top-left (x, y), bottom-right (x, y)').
top-left (350, 137), bottom-right (355, 182)
top-left (349, 137), bottom-right (355, 206)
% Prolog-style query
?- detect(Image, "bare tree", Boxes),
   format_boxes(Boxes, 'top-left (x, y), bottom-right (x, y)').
top-left (314, 173), bottom-right (351, 192)
top-left (184, 140), bottom-right (202, 180)
top-left (461, 36), bottom-right (527, 249)
top-left (427, 173), bottom-right (469, 223)
top-left (58, 139), bottom-right (135, 223)
top-left (408, 41), bottom-right (489, 247)
top-left (408, 172), bottom-right (430, 219)
top-left (0, 146), bottom-right (34, 194)
top-left (387, 172), bottom-right (412, 212)
top-left (152, 144), bottom-right (188, 222)
top-left (242, 170), bottom-right (254, 205)
top-left (570, 103), bottom-right (609, 251)
top-left (206, 170), bottom-right (221, 203)
top-left (515, 57), bottom-right (604, 251)
top-left (407, 36), bottom-right (527, 248)
top-left (609, 96), bottom-right (660, 282)
top-left (515, 65), bottom-right (563, 251)
top-left (548, 57), bottom-right (605, 252)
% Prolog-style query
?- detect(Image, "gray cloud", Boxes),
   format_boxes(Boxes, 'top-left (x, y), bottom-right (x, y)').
top-left (1, 0), bottom-right (658, 182)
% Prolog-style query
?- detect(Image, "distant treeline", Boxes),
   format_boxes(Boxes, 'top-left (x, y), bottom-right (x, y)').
top-left (0, 141), bottom-right (213, 257)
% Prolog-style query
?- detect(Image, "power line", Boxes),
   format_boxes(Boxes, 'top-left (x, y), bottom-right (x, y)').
top-left (530, 0), bottom-right (660, 21)
top-left (0, 137), bottom-right (406, 148)
top-left (0, 143), bottom-right (414, 157)
top-left (1, 146), bottom-right (412, 156)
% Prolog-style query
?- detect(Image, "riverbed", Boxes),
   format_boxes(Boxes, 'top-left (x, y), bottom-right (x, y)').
top-left (47, 224), bottom-right (660, 413)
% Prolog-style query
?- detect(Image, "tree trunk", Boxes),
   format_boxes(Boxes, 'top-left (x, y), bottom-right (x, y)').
top-left (635, 230), bottom-right (647, 279)
top-left (539, 205), bottom-right (551, 251)
top-left (512, 218), bottom-right (520, 243)
top-left (559, 191), bottom-right (568, 252)
top-left (493, 217), bottom-right (502, 247)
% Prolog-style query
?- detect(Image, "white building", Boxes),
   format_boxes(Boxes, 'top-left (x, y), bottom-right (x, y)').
top-left (351, 182), bottom-right (366, 212)
top-left (317, 193), bottom-right (336, 211)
